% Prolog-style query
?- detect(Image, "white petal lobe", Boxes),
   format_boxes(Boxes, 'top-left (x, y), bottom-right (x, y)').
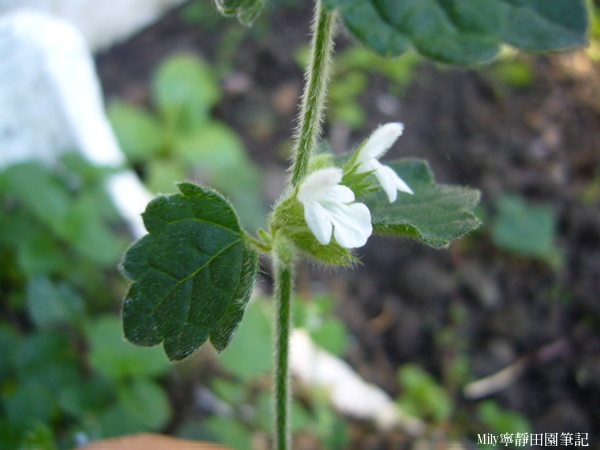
top-left (355, 122), bottom-right (413, 202)
top-left (373, 161), bottom-right (398, 203)
top-left (359, 123), bottom-right (403, 160)
top-left (297, 168), bottom-right (372, 249)
top-left (298, 167), bottom-right (343, 203)
top-left (330, 203), bottom-right (372, 248)
top-left (303, 201), bottom-right (333, 245)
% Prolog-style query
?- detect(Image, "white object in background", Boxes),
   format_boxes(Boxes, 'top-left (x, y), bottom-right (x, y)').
top-left (0, 10), bottom-right (151, 237)
top-left (290, 329), bottom-right (425, 435)
top-left (0, 0), bottom-right (186, 51)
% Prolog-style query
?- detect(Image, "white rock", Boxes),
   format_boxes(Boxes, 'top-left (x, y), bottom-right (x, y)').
top-left (290, 329), bottom-right (425, 435)
top-left (0, 10), bottom-right (151, 237)
top-left (0, 0), bottom-right (186, 51)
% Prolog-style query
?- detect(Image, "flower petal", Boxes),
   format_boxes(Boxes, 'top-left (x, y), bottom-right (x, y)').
top-left (358, 123), bottom-right (403, 161)
top-left (321, 184), bottom-right (355, 204)
top-left (391, 167), bottom-right (413, 195)
top-left (357, 158), bottom-right (377, 175)
top-left (328, 202), bottom-right (372, 248)
top-left (303, 200), bottom-right (333, 245)
top-left (372, 161), bottom-right (398, 203)
top-left (298, 168), bottom-right (343, 203)
top-left (374, 163), bottom-right (413, 202)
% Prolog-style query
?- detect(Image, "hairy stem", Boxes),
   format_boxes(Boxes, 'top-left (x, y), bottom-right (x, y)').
top-left (289, 0), bottom-right (337, 187)
top-left (273, 238), bottom-right (294, 450)
top-left (272, 2), bottom-right (337, 448)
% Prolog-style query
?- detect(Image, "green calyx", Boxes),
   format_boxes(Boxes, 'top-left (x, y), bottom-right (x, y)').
top-left (269, 186), bottom-right (355, 267)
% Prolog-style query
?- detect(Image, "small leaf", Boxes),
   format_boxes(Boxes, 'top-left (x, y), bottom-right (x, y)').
top-left (397, 364), bottom-right (453, 424)
top-left (2, 163), bottom-right (71, 237)
top-left (491, 193), bottom-right (560, 262)
top-left (107, 100), bottom-right (166, 161)
top-left (325, 0), bottom-right (589, 64)
top-left (310, 318), bottom-right (347, 356)
top-left (118, 378), bottom-right (171, 430)
top-left (152, 54), bottom-right (220, 132)
top-left (26, 277), bottom-right (85, 329)
top-left (360, 159), bottom-right (481, 247)
top-left (478, 400), bottom-right (531, 435)
top-left (122, 183), bottom-right (258, 361)
top-left (175, 121), bottom-right (247, 169)
top-left (146, 158), bottom-right (188, 194)
top-left (213, 0), bottom-right (265, 26)
top-left (64, 190), bottom-right (126, 267)
top-left (87, 315), bottom-right (170, 380)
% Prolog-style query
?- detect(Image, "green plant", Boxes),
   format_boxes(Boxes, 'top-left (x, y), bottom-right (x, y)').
top-left (477, 400), bottom-right (532, 437)
top-left (0, 157), bottom-right (171, 449)
top-left (586, 0), bottom-right (600, 60)
top-left (397, 364), bottom-right (454, 426)
top-left (491, 192), bottom-right (562, 265)
top-left (173, 297), bottom-right (348, 448)
top-left (117, 2), bottom-right (589, 449)
top-left (108, 53), bottom-right (266, 231)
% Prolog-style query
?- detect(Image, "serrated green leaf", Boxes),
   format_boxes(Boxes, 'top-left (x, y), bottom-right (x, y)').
top-left (210, 245), bottom-right (259, 352)
top-left (152, 54), bottom-right (220, 132)
top-left (213, 0), bottom-right (265, 26)
top-left (107, 100), bottom-right (166, 161)
top-left (122, 182), bottom-right (258, 361)
top-left (324, 0), bottom-right (589, 64)
top-left (173, 121), bottom-right (267, 231)
top-left (360, 159), bottom-right (481, 247)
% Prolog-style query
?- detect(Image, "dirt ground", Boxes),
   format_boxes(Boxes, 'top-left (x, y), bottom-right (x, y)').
top-left (96, 2), bottom-right (600, 447)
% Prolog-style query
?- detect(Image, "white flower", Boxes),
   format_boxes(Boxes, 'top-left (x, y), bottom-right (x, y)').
top-left (297, 168), bottom-right (372, 248)
top-left (356, 122), bottom-right (413, 202)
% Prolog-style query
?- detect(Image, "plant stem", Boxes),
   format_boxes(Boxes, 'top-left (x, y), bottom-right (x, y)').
top-left (289, 0), bottom-right (337, 188)
top-left (273, 242), bottom-right (293, 450)
top-left (272, 2), bottom-right (337, 448)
